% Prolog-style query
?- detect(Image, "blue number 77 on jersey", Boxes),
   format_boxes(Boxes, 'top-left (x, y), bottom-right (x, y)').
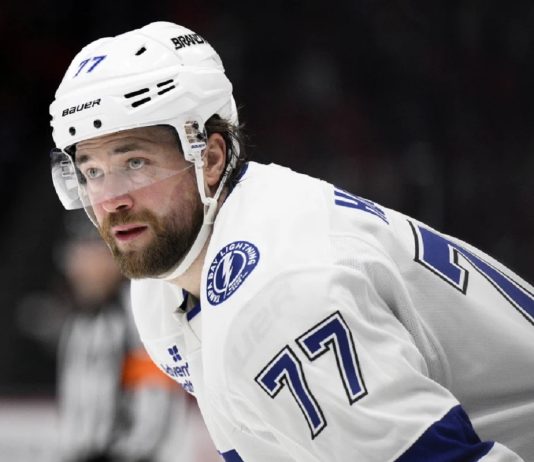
top-left (255, 312), bottom-right (367, 439)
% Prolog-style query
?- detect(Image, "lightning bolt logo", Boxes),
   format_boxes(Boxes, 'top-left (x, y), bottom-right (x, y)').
top-left (221, 253), bottom-right (234, 296)
top-left (206, 241), bottom-right (260, 306)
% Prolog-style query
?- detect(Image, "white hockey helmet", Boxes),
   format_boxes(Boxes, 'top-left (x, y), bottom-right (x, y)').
top-left (50, 21), bottom-right (238, 279)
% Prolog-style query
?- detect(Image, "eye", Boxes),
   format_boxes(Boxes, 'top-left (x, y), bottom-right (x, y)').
top-left (84, 167), bottom-right (104, 180)
top-left (128, 158), bottom-right (145, 170)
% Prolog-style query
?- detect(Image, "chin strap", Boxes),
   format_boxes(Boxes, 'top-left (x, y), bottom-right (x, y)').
top-left (158, 196), bottom-right (217, 281)
top-left (158, 150), bottom-right (233, 281)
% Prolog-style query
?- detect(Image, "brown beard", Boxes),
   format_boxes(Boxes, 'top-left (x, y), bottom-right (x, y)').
top-left (98, 202), bottom-right (204, 279)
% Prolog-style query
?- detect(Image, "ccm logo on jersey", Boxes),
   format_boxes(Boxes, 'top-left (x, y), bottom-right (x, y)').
top-left (206, 241), bottom-right (260, 306)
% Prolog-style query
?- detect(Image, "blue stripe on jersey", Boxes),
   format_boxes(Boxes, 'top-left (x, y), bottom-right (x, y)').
top-left (186, 302), bottom-right (201, 321)
top-left (228, 162), bottom-right (250, 194)
top-left (334, 188), bottom-right (389, 224)
top-left (180, 290), bottom-right (201, 321)
top-left (235, 162), bottom-right (249, 182)
top-left (219, 449), bottom-right (244, 461)
top-left (395, 405), bottom-right (494, 462)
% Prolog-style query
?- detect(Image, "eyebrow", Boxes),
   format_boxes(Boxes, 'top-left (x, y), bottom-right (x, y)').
top-left (75, 142), bottom-right (144, 165)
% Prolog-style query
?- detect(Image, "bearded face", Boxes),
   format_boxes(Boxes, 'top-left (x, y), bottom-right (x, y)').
top-left (98, 194), bottom-right (204, 279)
top-left (74, 126), bottom-right (206, 279)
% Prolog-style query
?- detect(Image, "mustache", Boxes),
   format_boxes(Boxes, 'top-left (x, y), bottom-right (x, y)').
top-left (100, 209), bottom-right (161, 237)
top-left (105, 209), bottom-right (157, 227)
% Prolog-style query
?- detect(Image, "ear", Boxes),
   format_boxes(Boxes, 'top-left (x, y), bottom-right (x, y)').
top-left (203, 132), bottom-right (227, 190)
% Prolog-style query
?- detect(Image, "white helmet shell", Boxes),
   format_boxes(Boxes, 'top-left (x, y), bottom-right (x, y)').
top-left (50, 21), bottom-right (237, 162)
top-left (50, 22), bottom-right (239, 281)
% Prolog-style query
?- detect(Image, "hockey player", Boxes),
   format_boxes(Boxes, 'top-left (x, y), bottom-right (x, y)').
top-left (49, 22), bottom-right (534, 461)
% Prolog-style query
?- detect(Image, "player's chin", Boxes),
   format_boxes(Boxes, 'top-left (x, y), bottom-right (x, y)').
top-left (114, 252), bottom-right (155, 279)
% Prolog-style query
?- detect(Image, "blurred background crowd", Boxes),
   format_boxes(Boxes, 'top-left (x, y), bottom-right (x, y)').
top-left (0, 0), bottom-right (533, 460)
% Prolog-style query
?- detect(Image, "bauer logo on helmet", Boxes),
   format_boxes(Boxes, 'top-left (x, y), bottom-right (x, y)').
top-left (61, 98), bottom-right (101, 117)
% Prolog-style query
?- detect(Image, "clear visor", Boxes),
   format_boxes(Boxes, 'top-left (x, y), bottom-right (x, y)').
top-left (50, 149), bottom-right (193, 213)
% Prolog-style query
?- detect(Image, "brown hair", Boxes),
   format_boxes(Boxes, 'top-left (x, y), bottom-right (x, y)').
top-left (204, 114), bottom-right (248, 189)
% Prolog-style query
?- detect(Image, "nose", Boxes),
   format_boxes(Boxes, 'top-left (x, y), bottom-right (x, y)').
top-left (101, 193), bottom-right (134, 213)
top-left (92, 171), bottom-right (135, 213)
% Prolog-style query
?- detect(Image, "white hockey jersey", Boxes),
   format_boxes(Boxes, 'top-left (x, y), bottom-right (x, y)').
top-left (131, 162), bottom-right (534, 461)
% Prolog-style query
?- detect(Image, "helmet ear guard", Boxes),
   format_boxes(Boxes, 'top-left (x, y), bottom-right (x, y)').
top-left (49, 21), bottom-right (239, 279)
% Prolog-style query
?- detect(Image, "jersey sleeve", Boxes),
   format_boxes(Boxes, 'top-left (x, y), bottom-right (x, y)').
top-left (206, 264), bottom-right (525, 462)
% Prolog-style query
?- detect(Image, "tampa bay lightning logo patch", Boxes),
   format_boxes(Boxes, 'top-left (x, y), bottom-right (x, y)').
top-left (206, 241), bottom-right (260, 305)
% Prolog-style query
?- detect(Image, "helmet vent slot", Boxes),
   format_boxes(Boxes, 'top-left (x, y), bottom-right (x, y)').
top-left (124, 79), bottom-right (175, 108)
top-left (135, 46), bottom-right (147, 56)
top-left (131, 97), bottom-right (151, 108)
top-left (156, 79), bottom-right (176, 96)
top-left (158, 85), bottom-right (175, 96)
top-left (125, 88), bottom-right (150, 99)
top-left (157, 79), bottom-right (174, 87)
